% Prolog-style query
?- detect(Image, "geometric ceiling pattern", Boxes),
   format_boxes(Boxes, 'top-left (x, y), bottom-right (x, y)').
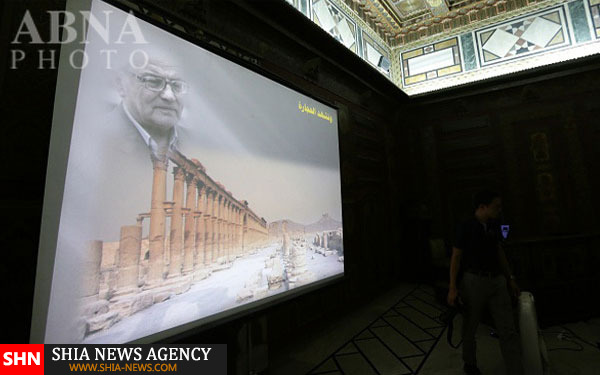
top-left (401, 0), bottom-right (600, 94)
top-left (591, 0), bottom-right (600, 37)
top-left (476, 7), bottom-right (570, 66)
top-left (342, 0), bottom-right (549, 46)
top-left (287, 0), bottom-right (600, 95)
top-left (292, 0), bottom-right (550, 47)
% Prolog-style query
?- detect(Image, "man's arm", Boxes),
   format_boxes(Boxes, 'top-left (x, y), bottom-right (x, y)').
top-left (449, 246), bottom-right (462, 289)
top-left (447, 247), bottom-right (462, 306)
top-left (498, 244), bottom-right (520, 298)
top-left (497, 244), bottom-right (512, 281)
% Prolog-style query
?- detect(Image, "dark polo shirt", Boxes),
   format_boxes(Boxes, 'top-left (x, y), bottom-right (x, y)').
top-left (455, 217), bottom-right (501, 273)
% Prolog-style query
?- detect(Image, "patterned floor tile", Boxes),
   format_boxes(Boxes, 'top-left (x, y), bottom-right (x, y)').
top-left (307, 285), bottom-right (448, 374)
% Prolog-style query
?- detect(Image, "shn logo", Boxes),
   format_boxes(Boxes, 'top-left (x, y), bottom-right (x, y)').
top-left (0, 344), bottom-right (44, 375)
top-left (3, 352), bottom-right (41, 366)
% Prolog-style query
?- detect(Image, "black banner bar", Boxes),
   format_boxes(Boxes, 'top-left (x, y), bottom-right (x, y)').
top-left (45, 345), bottom-right (226, 375)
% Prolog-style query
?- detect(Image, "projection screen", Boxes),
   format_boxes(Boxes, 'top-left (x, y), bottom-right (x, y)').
top-left (31, 0), bottom-right (344, 344)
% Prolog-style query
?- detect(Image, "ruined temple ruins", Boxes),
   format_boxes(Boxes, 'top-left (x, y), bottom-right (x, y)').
top-left (80, 149), bottom-right (269, 339)
top-left (313, 229), bottom-right (343, 254)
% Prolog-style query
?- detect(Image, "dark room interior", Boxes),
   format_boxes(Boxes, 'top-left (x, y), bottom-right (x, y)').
top-left (1, 0), bottom-right (599, 374)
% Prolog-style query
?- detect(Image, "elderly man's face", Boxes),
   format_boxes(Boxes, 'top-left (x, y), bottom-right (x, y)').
top-left (123, 63), bottom-right (186, 133)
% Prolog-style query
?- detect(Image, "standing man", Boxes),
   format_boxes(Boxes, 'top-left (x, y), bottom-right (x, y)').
top-left (447, 190), bottom-right (523, 375)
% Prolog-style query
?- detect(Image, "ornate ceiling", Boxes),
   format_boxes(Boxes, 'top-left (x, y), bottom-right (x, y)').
top-left (344, 0), bottom-right (541, 46)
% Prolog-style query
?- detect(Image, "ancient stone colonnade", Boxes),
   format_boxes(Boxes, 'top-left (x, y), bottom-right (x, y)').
top-left (135, 150), bottom-right (270, 287)
top-left (82, 149), bottom-right (269, 317)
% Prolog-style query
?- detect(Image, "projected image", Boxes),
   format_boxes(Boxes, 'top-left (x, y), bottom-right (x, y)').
top-left (42, 0), bottom-right (343, 343)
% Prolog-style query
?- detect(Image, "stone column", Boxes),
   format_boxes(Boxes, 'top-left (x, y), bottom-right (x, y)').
top-left (183, 174), bottom-right (197, 274)
top-left (222, 200), bottom-right (228, 260)
top-left (194, 184), bottom-right (205, 268)
top-left (251, 221), bottom-right (256, 248)
top-left (227, 202), bottom-right (234, 260)
top-left (168, 167), bottom-right (185, 277)
top-left (225, 199), bottom-right (230, 258)
top-left (242, 212), bottom-right (247, 254)
top-left (219, 198), bottom-right (225, 260)
top-left (117, 225), bottom-right (142, 290)
top-left (234, 207), bottom-right (240, 256)
top-left (238, 209), bottom-right (243, 252)
top-left (210, 191), bottom-right (218, 262)
top-left (237, 215), bottom-right (241, 246)
top-left (230, 207), bottom-right (235, 257)
top-left (232, 207), bottom-right (237, 253)
top-left (223, 198), bottom-right (228, 259)
top-left (82, 240), bottom-right (103, 297)
top-left (217, 195), bottom-right (224, 259)
top-left (323, 232), bottom-right (328, 249)
top-left (222, 197), bottom-right (227, 259)
top-left (282, 221), bottom-right (289, 257)
top-left (147, 157), bottom-right (168, 285)
top-left (250, 221), bottom-right (255, 248)
top-left (213, 194), bottom-right (218, 261)
top-left (203, 189), bottom-right (211, 265)
top-left (226, 201), bottom-right (231, 257)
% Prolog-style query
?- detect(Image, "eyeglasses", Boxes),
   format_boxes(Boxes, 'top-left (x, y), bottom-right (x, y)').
top-left (136, 74), bottom-right (188, 95)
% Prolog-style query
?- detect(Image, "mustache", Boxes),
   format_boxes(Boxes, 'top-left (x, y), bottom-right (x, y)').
top-left (153, 105), bottom-right (179, 111)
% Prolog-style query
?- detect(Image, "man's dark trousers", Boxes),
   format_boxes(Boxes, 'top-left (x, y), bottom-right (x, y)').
top-left (461, 272), bottom-right (524, 375)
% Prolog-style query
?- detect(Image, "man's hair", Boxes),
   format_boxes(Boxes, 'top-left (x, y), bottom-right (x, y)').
top-left (472, 190), bottom-right (500, 210)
